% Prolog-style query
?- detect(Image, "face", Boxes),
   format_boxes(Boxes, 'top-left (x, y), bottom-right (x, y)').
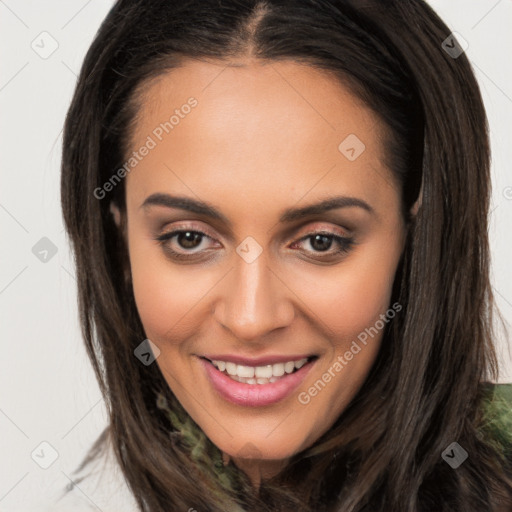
top-left (115, 58), bottom-right (407, 486)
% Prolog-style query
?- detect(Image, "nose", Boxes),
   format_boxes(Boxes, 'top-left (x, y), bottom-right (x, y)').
top-left (213, 250), bottom-right (295, 342)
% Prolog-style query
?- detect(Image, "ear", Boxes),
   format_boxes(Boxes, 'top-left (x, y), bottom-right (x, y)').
top-left (109, 201), bottom-right (122, 228)
top-left (109, 201), bottom-right (131, 285)
top-left (410, 196), bottom-right (421, 217)
top-left (109, 201), bottom-right (128, 244)
top-left (409, 177), bottom-right (423, 218)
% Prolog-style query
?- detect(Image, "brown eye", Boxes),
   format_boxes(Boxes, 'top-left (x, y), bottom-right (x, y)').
top-left (174, 231), bottom-right (203, 250)
top-left (154, 226), bottom-right (354, 263)
top-left (309, 234), bottom-right (334, 252)
top-left (155, 229), bottom-right (215, 259)
top-left (291, 231), bottom-right (354, 259)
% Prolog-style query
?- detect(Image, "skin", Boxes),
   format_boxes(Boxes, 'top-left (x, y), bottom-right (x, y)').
top-left (112, 58), bottom-right (412, 489)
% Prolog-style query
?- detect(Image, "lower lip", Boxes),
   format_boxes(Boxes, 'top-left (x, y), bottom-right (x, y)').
top-left (199, 357), bottom-right (316, 407)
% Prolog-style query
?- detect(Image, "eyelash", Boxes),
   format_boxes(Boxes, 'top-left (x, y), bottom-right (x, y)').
top-left (154, 225), bottom-right (355, 262)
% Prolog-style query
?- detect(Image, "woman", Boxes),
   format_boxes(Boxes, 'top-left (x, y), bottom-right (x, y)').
top-left (56, 0), bottom-right (512, 510)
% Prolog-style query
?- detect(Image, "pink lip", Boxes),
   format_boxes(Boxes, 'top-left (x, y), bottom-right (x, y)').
top-left (199, 356), bottom-right (316, 407)
top-left (201, 353), bottom-right (314, 366)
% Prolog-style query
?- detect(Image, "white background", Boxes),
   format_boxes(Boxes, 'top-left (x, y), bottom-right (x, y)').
top-left (1, 1), bottom-right (511, 510)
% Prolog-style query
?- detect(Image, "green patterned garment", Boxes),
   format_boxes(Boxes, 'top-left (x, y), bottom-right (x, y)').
top-left (155, 382), bottom-right (512, 508)
top-left (479, 383), bottom-right (512, 461)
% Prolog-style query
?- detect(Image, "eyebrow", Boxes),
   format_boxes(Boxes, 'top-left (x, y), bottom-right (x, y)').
top-left (140, 193), bottom-right (374, 226)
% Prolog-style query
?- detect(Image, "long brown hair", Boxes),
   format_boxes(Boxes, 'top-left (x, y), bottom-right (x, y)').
top-left (61, 0), bottom-right (512, 510)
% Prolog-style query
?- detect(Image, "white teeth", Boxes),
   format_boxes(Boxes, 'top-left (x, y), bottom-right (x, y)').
top-left (225, 362), bottom-right (237, 376)
top-left (294, 358), bottom-right (307, 369)
top-left (255, 365), bottom-right (273, 379)
top-left (272, 363), bottom-right (285, 377)
top-left (284, 361), bottom-right (295, 374)
top-left (237, 365), bottom-right (255, 378)
top-left (210, 357), bottom-right (312, 381)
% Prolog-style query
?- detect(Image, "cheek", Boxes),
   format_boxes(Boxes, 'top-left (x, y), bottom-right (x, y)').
top-left (128, 237), bottom-right (211, 342)
top-left (300, 248), bottom-right (399, 340)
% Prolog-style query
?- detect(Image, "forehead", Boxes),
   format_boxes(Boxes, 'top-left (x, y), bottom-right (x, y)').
top-left (124, 58), bottom-right (399, 219)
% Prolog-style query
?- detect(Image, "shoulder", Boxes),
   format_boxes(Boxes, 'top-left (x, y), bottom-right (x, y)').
top-left (46, 431), bottom-right (140, 512)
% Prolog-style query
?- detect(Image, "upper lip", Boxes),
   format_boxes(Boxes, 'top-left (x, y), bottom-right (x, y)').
top-left (200, 354), bottom-right (317, 366)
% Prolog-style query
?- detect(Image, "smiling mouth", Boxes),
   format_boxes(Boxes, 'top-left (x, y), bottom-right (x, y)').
top-left (200, 355), bottom-right (318, 385)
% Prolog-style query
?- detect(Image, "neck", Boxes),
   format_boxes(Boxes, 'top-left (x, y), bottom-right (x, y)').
top-left (226, 452), bottom-right (289, 490)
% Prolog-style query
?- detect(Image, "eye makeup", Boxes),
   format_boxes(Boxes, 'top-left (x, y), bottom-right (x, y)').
top-left (153, 222), bottom-right (356, 263)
